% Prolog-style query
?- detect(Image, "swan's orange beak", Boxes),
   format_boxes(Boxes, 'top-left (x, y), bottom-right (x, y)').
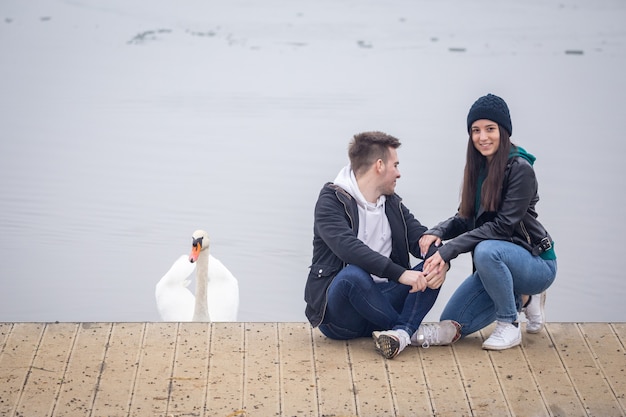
top-left (189, 242), bottom-right (201, 263)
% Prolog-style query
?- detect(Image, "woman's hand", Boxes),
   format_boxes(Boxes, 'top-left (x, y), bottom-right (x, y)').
top-left (419, 234), bottom-right (441, 257)
top-left (424, 262), bottom-right (448, 289)
top-left (423, 251), bottom-right (446, 277)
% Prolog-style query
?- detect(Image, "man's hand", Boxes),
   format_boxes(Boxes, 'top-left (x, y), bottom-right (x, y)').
top-left (398, 270), bottom-right (428, 293)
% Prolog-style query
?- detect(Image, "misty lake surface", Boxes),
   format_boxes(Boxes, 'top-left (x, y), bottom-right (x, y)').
top-left (1, 0), bottom-right (626, 323)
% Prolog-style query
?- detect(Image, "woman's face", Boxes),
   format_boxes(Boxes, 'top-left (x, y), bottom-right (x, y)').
top-left (471, 119), bottom-right (500, 161)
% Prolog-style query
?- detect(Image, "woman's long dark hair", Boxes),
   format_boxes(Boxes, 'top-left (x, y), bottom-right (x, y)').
top-left (459, 125), bottom-right (514, 218)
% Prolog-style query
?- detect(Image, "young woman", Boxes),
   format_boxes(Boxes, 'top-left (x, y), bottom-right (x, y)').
top-left (419, 93), bottom-right (557, 350)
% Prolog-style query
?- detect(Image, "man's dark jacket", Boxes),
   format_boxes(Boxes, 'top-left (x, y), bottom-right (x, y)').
top-left (304, 183), bottom-right (432, 328)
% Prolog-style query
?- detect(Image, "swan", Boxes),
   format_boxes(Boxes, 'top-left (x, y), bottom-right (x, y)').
top-left (155, 254), bottom-right (197, 321)
top-left (155, 230), bottom-right (240, 321)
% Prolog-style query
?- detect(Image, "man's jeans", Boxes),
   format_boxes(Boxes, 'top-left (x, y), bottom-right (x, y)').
top-left (319, 263), bottom-right (439, 340)
top-left (441, 240), bottom-right (557, 336)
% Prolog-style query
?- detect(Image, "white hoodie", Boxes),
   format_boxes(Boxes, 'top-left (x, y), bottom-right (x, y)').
top-left (333, 165), bottom-right (392, 283)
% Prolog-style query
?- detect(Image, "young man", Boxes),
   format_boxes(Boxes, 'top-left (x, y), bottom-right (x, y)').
top-left (304, 131), bottom-right (461, 359)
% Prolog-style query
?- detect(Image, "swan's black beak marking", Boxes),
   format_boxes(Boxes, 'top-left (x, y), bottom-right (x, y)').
top-left (192, 236), bottom-right (204, 248)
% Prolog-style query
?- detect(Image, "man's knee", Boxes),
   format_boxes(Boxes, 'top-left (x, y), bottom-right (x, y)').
top-left (336, 264), bottom-right (372, 285)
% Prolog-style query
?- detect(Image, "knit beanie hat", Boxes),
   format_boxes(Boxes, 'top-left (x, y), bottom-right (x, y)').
top-left (466, 93), bottom-right (512, 136)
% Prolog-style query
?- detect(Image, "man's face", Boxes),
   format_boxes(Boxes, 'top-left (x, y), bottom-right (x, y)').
top-left (380, 147), bottom-right (400, 195)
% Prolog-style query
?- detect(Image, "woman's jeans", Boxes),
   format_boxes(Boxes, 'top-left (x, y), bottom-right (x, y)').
top-left (441, 240), bottom-right (557, 337)
top-left (319, 263), bottom-right (440, 340)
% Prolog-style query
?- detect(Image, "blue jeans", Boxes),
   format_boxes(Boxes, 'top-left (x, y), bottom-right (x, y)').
top-left (319, 263), bottom-right (440, 340)
top-left (441, 240), bottom-right (557, 336)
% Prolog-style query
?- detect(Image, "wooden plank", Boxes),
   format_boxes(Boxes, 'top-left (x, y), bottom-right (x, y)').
top-left (0, 323), bottom-right (10, 350)
top-left (421, 342), bottom-right (472, 416)
top-left (167, 322), bottom-right (211, 416)
top-left (579, 323), bottom-right (626, 415)
top-left (0, 323), bottom-right (44, 417)
top-left (480, 326), bottom-right (548, 417)
top-left (611, 321), bottom-right (626, 413)
top-left (311, 328), bottom-right (357, 416)
top-left (523, 324), bottom-right (586, 416)
top-left (278, 323), bottom-right (318, 417)
top-left (90, 322), bottom-right (144, 416)
top-left (452, 331), bottom-right (510, 416)
top-left (52, 322), bottom-right (111, 417)
top-left (611, 322), bottom-right (626, 343)
top-left (243, 322), bottom-right (280, 416)
top-left (206, 322), bottom-right (245, 416)
top-left (347, 337), bottom-right (394, 416)
top-left (14, 322), bottom-right (78, 417)
top-left (386, 345), bottom-right (433, 416)
top-left (129, 322), bottom-right (177, 416)
top-left (549, 323), bottom-right (623, 416)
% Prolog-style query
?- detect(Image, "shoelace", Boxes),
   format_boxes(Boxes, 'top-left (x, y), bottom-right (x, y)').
top-left (490, 322), bottom-right (516, 340)
top-left (418, 323), bottom-right (441, 348)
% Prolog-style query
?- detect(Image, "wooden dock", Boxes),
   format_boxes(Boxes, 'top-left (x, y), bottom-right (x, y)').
top-left (0, 322), bottom-right (624, 416)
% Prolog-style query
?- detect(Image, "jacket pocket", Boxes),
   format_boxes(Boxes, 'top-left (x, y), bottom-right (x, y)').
top-left (308, 263), bottom-right (339, 279)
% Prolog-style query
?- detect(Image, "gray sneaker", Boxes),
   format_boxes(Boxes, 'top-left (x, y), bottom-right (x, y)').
top-left (523, 292), bottom-right (546, 334)
top-left (411, 320), bottom-right (462, 348)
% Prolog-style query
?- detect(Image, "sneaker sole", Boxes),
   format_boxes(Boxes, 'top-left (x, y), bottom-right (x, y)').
top-left (372, 332), bottom-right (400, 359)
top-left (526, 292), bottom-right (546, 334)
top-left (482, 335), bottom-right (522, 351)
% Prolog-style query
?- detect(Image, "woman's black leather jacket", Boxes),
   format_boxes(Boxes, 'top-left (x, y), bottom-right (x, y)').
top-left (427, 156), bottom-right (553, 263)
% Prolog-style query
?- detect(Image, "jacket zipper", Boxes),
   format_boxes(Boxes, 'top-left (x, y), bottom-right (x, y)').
top-left (520, 221), bottom-right (532, 245)
top-left (398, 199), bottom-right (410, 258)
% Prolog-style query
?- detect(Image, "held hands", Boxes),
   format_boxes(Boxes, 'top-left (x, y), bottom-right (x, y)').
top-left (423, 255), bottom-right (448, 289)
top-left (419, 233), bottom-right (448, 289)
top-left (401, 233), bottom-right (447, 292)
top-left (423, 252), bottom-right (447, 280)
top-left (398, 263), bottom-right (448, 292)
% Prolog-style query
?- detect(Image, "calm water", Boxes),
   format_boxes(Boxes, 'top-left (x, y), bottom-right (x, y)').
top-left (1, 0), bottom-right (626, 323)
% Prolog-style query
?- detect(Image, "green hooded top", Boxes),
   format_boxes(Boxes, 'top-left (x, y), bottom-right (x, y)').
top-left (509, 145), bottom-right (536, 165)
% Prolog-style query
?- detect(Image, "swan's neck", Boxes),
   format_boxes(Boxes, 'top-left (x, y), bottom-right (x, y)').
top-left (192, 249), bottom-right (210, 321)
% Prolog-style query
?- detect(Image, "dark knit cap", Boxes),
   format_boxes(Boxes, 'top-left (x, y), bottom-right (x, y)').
top-left (466, 93), bottom-right (512, 136)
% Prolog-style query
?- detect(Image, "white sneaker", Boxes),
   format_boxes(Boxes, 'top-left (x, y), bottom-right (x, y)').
top-left (523, 292), bottom-right (546, 334)
top-left (411, 320), bottom-right (462, 348)
top-left (482, 321), bottom-right (522, 350)
top-left (372, 329), bottom-right (411, 359)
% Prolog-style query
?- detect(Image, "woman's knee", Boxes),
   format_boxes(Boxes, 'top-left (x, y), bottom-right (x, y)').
top-left (473, 240), bottom-right (512, 268)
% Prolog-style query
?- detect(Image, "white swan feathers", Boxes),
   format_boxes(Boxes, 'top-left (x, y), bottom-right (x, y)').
top-left (155, 230), bottom-right (239, 321)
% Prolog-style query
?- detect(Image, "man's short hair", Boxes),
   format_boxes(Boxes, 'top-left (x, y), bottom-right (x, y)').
top-left (348, 131), bottom-right (401, 176)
